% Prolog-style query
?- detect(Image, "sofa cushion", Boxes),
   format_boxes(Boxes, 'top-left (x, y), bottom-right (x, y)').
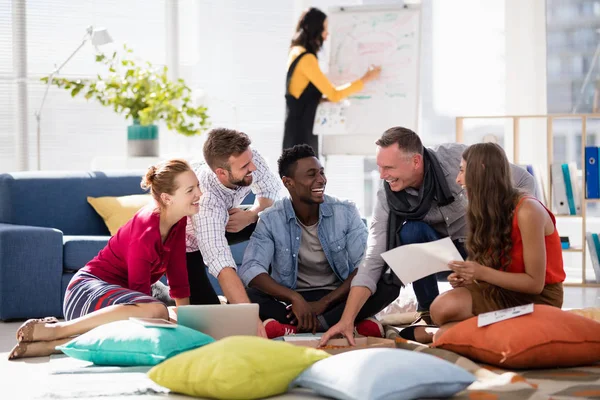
top-left (0, 171), bottom-right (145, 235)
top-left (87, 194), bottom-right (153, 235)
top-left (63, 236), bottom-right (109, 270)
top-left (231, 241), bottom-right (249, 267)
top-left (61, 272), bottom-right (75, 309)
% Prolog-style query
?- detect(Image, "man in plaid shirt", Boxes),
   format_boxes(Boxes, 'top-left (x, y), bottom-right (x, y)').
top-left (186, 128), bottom-right (283, 337)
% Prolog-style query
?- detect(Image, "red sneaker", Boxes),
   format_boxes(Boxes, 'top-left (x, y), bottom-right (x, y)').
top-left (263, 319), bottom-right (298, 339)
top-left (355, 317), bottom-right (384, 338)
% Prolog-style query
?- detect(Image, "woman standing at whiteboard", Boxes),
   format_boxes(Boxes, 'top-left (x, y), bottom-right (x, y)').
top-left (284, 7), bottom-right (381, 155)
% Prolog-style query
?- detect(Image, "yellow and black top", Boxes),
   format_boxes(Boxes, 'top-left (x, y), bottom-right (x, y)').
top-left (283, 46), bottom-right (364, 154)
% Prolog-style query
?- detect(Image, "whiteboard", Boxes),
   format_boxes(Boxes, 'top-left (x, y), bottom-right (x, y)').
top-left (316, 5), bottom-right (421, 156)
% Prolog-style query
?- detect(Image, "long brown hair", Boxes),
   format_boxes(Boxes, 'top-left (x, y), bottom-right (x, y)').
top-left (464, 143), bottom-right (521, 270)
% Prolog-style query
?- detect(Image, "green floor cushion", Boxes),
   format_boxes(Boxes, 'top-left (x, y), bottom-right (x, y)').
top-left (147, 336), bottom-right (329, 399)
top-left (57, 320), bottom-right (214, 366)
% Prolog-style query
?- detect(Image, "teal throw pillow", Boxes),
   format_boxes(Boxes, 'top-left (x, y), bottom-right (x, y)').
top-left (57, 320), bottom-right (214, 366)
top-left (290, 348), bottom-right (475, 400)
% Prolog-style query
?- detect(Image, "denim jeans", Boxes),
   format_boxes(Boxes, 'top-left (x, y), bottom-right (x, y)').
top-left (399, 221), bottom-right (467, 312)
top-left (247, 275), bottom-right (400, 330)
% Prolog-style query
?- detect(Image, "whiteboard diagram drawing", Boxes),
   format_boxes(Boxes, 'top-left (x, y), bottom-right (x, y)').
top-left (315, 6), bottom-right (421, 151)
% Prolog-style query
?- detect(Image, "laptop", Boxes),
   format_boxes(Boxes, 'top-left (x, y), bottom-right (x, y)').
top-left (177, 303), bottom-right (259, 340)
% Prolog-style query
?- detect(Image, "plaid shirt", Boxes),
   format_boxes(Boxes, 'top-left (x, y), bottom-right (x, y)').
top-left (186, 148), bottom-right (283, 277)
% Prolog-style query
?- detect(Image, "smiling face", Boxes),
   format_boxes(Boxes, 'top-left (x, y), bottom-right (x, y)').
top-left (376, 144), bottom-right (423, 192)
top-left (160, 170), bottom-right (202, 217)
top-left (283, 156), bottom-right (327, 205)
top-left (221, 149), bottom-right (256, 188)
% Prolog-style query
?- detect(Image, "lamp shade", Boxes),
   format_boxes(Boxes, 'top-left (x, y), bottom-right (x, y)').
top-left (91, 28), bottom-right (113, 46)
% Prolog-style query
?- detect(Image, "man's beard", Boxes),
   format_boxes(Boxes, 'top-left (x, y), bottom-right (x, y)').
top-left (228, 172), bottom-right (252, 187)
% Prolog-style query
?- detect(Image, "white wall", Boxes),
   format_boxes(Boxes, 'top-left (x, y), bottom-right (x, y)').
top-left (1, 0), bottom-right (549, 210)
top-left (0, 0), bottom-right (170, 172)
top-left (171, 0), bottom-right (294, 170)
top-left (504, 0), bottom-right (548, 166)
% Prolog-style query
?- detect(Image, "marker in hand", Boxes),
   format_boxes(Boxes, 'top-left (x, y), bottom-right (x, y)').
top-left (362, 65), bottom-right (382, 83)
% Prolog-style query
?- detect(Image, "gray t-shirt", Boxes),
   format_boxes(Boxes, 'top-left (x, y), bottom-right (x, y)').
top-left (296, 221), bottom-right (341, 291)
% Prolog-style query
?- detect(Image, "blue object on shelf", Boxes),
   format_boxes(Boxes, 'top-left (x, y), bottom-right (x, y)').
top-left (585, 147), bottom-right (600, 198)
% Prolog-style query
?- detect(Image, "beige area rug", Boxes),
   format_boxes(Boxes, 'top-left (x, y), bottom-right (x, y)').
top-left (0, 351), bottom-right (325, 400)
top-left (2, 338), bottom-right (599, 400)
top-left (394, 339), bottom-right (600, 400)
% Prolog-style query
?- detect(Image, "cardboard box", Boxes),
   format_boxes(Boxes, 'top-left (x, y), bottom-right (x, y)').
top-left (288, 336), bottom-right (396, 355)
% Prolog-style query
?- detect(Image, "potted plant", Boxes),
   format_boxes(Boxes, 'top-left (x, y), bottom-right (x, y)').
top-left (42, 45), bottom-right (210, 157)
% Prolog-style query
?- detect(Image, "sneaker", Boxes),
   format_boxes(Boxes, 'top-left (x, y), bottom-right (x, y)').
top-left (355, 317), bottom-right (384, 338)
top-left (263, 319), bottom-right (298, 339)
top-left (385, 326), bottom-right (400, 340)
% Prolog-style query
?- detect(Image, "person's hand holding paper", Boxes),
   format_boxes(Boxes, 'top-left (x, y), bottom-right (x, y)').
top-left (380, 237), bottom-right (464, 285)
top-left (447, 272), bottom-right (465, 288)
top-left (448, 260), bottom-right (484, 285)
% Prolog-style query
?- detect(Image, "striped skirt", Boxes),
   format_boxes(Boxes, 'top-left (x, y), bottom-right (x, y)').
top-left (63, 270), bottom-right (163, 321)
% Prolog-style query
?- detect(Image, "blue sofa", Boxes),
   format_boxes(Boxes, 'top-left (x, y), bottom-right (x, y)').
top-left (0, 170), bottom-right (251, 321)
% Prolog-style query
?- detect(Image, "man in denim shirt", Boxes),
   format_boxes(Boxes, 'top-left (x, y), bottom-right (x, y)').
top-left (239, 145), bottom-right (400, 338)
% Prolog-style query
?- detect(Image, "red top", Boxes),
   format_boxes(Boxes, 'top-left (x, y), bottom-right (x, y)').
top-left (508, 196), bottom-right (565, 284)
top-left (82, 205), bottom-right (191, 299)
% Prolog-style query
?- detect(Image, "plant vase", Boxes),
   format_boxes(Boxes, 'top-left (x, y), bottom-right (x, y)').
top-left (128, 120), bottom-right (158, 157)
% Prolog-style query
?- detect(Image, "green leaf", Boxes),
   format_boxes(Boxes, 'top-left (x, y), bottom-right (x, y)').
top-left (71, 86), bottom-right (82, 97)
top-left (47, 44), bottom-right (210, 137)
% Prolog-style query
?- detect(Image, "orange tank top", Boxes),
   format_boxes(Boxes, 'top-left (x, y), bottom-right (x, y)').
top-left (508, 196), bottom-right (565, 284)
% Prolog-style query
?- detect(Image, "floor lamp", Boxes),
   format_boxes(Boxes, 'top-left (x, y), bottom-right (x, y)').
top-left (34, 26), bottom-right (113, 170)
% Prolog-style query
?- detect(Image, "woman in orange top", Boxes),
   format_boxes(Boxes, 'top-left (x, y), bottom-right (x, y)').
top-left (284, 7), bottom-right (381, 154)
top-left (410, 143), bottom-right (565, 343)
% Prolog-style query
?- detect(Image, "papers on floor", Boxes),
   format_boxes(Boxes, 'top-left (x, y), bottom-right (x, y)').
top-left (380, 237), bottom-right (463, 284)
top-left (281, 333), bottom-right (323, 342)
top-left (477, 303), bottom-right (534, 327)
top-left (282, 336), bottom-right (320, 342)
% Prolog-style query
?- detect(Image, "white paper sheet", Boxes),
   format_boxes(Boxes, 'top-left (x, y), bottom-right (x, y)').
top-left (282, 336), bottom-right (320, 342)
top-left (477, 303), bottom-right (534, 327)
top-left (380, 237), bottom-right (464, 285)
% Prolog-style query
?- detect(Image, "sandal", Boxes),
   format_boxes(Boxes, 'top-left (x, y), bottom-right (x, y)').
top-left (397, 324), bottom-right (438, 341)
top-left (417, 311), bottom-right (434, 325)
top-left (16, 316), bottom-right (59, 342)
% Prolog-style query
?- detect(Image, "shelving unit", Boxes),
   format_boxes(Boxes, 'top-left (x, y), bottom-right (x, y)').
top-left (456, 113), bottom-right (600, 288)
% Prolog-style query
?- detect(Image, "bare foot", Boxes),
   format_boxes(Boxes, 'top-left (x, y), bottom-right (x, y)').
top-left (16, 318), bottom-right (60, 342)
top-left (8, 338), bottom-right (70, 360)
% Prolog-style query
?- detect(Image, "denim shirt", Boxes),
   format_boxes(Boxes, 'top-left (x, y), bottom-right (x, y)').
top-left (239, 195), bottom-right (368, 289)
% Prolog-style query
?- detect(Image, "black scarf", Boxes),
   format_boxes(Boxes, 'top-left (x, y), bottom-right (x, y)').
top-left (385, 148), bottom-right (455, 252)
